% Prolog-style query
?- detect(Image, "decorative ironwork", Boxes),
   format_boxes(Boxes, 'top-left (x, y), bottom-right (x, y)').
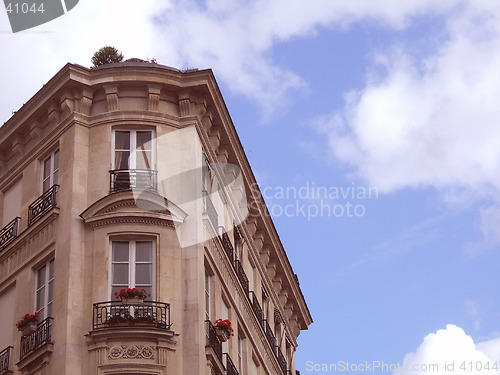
top-left (0, 346), bottom-right (13, 374)
top-left (109, 169), bottom-right (158, 193)
top-left (249, 291), bottom-right (263, 326)
top-left (234, 260), bottom-right (249, 296)
top-left (20, 317), bottom-right (53, 362)
top-left (28, 185), bottom-right (59, 226)
top-left (264, 319), bottom-right (276, 348)
top-left (205, 320), bottom-right (223, 364)
top-left (224, 352), bottom-right (239, 375)
top-left (0, 217), bottom-right (20, 251)
top-left (202, 190), bottom-right (218, 230)
top-left (220, 231), bottom-right (234, 263)
top-left (275, 345), bottom-right (287, 374)
top-left (92, 300), bottom-right (171, 331)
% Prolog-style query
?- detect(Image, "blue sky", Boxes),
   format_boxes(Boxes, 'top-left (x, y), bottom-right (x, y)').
top-left (2, 0), bottom-right (500, 373)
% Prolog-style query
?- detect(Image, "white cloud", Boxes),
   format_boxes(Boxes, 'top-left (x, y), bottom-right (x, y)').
top-left (320, 1), bottom-right (500, 195)
top-left (0, 0), bottom-right (460, 123)
top-left (394, 325), bottom-right (500, 375)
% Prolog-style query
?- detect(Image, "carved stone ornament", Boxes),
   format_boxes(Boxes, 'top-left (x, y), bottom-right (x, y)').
top-left (108, 345), bottom-right (155, 360)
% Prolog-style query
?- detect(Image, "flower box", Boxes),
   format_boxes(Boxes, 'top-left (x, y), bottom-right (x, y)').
top-left (20, 322), bottom-right (38, 336)
top-left (214, 319), bottom-right (234, 341)
top-left (16, 312), bottom-right (39, 336)
top-left (215, 327), bottom-right (230, 342)
top-left (121, 296), bottom-right (144, 305)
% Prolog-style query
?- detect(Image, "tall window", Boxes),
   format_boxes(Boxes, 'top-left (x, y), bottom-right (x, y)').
top-left (234, 226), bottom-right (243, 261)
top-left (238, 330), bottom-right (245, 373)
top-left (204, 270), bottom-right (211, 321)
top-left (42, 149), bottom-right (59, 192)
top-left (113, 130), bottom-right (153, 170)
top-left (36, 259), bottom-right (54, 321)
top-left (110, 241), bottom-right (154, 298)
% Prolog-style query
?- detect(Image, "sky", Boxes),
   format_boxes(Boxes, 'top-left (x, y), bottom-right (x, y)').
top-left (2, 0), bottom-right (500, 373)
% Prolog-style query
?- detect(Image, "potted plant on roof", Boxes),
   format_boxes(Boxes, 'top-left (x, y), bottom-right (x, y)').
top-left (115, 288), bottom-right (150, 305)
top-left (214, 319), bottom-right (234, 342)
top-left (16, 312), bottom-right (39, 336)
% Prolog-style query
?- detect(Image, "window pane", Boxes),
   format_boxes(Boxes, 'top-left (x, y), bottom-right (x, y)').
top-left (136, 131), bottom-right (152, 150)
top-left (49, 260), bottom-right (54, 279)
top-left (136, 242), bottom-right (152, 261)
top-left (37, 266), bottom-right (46, 288)
top-left (36, 287), bottom-right (45, 310)
top-left (43, 179), bottom-right (51, 193)
top-left (135, 264), bottom-right (152, 284)
top-left (43, 158), bottom-right (51, 179)
top-left (114, 151), bottom-right (130, 170)
top-left (112, 242), bottom-right (129, 261)
top-left (115, 131), bottom-right (130, 150)
top-left (47, 302), bottom-right (52, 318)
top-left (54, 150), bottom-right (59, 170)
top-left (112, 264), bottom-right (129, 284)
top-left (48, 280), bottom-right (54, 302)
top-left (136, 151), bottom-right (151, 169)
top-left (38, 308), bottom-right (45, 322)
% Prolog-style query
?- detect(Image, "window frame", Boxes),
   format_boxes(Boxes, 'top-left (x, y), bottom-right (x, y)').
top-left (35, 259), bottom-right (54, 322)
top-left (41, 149), bottom-right (59, 193)
top-left (111, 129), bottom-right (156, 171)
top-left (109, 239), bottom-right (156, 300)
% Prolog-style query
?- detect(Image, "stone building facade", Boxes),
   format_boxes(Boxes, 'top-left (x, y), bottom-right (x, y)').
top-left (0, 62), bottom-right (312, 375)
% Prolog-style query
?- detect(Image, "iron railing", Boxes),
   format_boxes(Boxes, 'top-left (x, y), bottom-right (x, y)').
top-left (276, 345), bottom-right (287, 374)
top-left (264, 319), bottom-right (276, 348)
top-left (249, 291), bottom-right (263, 327)
top-left (0, 346), bottom-right (13, 374)
top-left (219, 231), bottom-right (234, 264)
top-left (224, 352), bottom-right (239, 375)
top-left (92, 300), bottom-right (171, 331)
top-left (202, 190), bottom-right (218, 230)
top-left (28, 185), bottom-right (59, 226)
top-left (234, 260), bottom-right (249, 296)
top-left (0, 217), bottom-right (20, 251)
top-left (205, 320), bottom-right (223, 364)
top-left (109, 169), bottom-right (158, 193)
top-left (20, 317), bottom-right (53, 362)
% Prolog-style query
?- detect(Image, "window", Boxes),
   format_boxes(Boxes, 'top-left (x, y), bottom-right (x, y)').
top-left (262, 287), bottom-right (269, 320)
top-left (204, 269), bottom-right (211, 321)
top-left (113, 130), bottom-right (154, 170)
top-left (237, 330), bottom-right (245, 373)
top-left (42, 150), bottom-right (59, 192)
top-left (2, 178), bottom-right (22, 226)
top-left (234, 226), bottom-right (243, 261)
top-left (36, 259), bottom-right (54, 321)
top-left (110, 241), bottom-right (154, 299)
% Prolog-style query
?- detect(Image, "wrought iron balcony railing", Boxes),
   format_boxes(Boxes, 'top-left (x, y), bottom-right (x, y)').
top-left (20, 317), bottom-right (53, 362)
top-left (92, 300), bottom-right (171, 331)
top-left (234, 259), bottom-right (249, 296)
top-left (202, 190), bottom-right (218, 230)
top-left (109, 169), bottom-right (158, 193)
top-left (275, 345), bottom-right (287, 375)
top-left (205, 320), bottom-right (223, 364)
top-left (28, 185), bottom-right (59, 226)
top-left (249, 291), bottom-right (263, 327)
top-left (0, 345), bottom-right (13, 374)
top-left (219, 231), bottom-right (234, 264)
top-left (263, 319), bottom-right (276, 348)
top-left (0, 217), bottom-right (20, 251)
top-left (224, 352), bottom-right (239, 375)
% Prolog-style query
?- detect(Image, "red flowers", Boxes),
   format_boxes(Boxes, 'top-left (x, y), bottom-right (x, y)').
top-left (114, 288), bottom-right (150, 300)
top-left (214, 319), bottom-right (234, 338)
top-left (16, 312), bottom-right (39, 329)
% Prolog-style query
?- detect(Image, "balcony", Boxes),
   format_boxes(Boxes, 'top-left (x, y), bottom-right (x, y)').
top-left (109, 169), bottom-right (158, 193)
top-left (263, 320), bottom-right (276, 348)
top-left (92, 300), bottom-right (171, 331)
top-left (20, 317), bottom-right (53, 362)
top-left (0, 217), bottom-right (20, 252)
top-left (249, 291), bottom-right (263, 327)
top-left (224, 353), bottom-right (239, 375)
top-left (0, 346), bottom-right (13, 374)
top-left (234, 260), bottom-right (249, 296)
top-left (205, 320), bottom-right (223, 364)
top-left (275, 345), bottom-right (287, 375)
top-left (219, 231), bottom-right (234, 264)
top-left (202, 190), bottom-right (218, 230)
top-left (28, 185), bottom-right (59, 226)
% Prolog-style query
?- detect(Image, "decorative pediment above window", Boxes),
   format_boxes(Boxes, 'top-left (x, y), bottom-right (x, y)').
top-left (80, 190), bottom-right (188, 229)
